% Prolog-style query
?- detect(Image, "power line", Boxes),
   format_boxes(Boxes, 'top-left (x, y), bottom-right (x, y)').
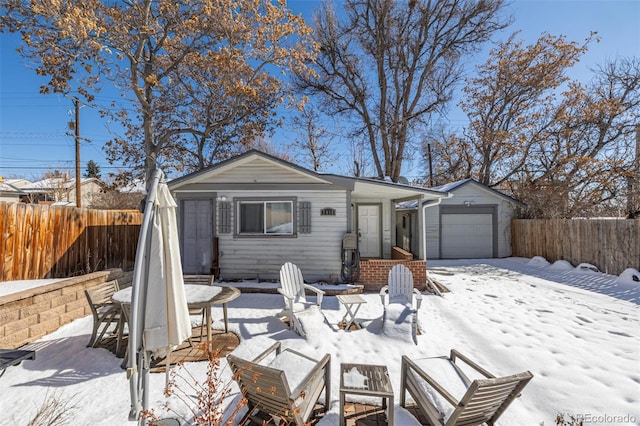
top-left (0, 165), bottom-right (134, 170)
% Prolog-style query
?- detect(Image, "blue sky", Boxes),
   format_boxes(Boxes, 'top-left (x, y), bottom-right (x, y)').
top-left (1, 0), bottom-right (638, 182)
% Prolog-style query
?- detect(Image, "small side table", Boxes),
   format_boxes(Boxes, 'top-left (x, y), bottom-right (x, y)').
top-left (340, 363), bottom-right (394, 426)
top-left (337, 294), bottom-right (367, 330)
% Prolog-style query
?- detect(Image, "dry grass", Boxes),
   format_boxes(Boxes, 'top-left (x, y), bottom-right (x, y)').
top-left (27, 391), bottom-right (78, 426)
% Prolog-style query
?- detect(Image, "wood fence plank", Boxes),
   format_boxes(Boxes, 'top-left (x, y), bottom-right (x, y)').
top-left (13, 204), bottom-right (26, 280)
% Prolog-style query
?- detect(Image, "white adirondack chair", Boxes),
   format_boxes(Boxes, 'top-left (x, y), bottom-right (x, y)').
top-left (279, 262), bottom-right (325, 336)
top-left (380, 264), bottom-right (422, 310)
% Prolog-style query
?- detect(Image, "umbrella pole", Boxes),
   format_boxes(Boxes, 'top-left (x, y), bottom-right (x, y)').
top-left (128, 169), bottom-right (163, 422)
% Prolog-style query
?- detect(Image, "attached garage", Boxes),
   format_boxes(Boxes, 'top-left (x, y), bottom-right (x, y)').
top-left (416, 179), bottom-right (524, 259)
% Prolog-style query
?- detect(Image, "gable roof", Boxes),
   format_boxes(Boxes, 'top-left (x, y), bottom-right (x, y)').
top-left (397, 178), bottom-right (524, 209)
top-left (169, 149), bottom-right (332, 188)
top-left (169, 150), bottom-right (449, 200)
top-left (434, 178), bottom-right (524, 206)
top-left (0, 182), bottom-right (23, 194)
top-left (21, 177), bottom-right (104, 193)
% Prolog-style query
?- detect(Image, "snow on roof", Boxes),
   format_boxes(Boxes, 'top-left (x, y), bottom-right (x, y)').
top-left (22, 177), bottom-right (101, 192)
top-left (0, 182), bottom-right (22, 193)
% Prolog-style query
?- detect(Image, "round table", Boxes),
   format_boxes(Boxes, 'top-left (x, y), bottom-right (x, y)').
top-left (112, 284), bottom-right (241, 343)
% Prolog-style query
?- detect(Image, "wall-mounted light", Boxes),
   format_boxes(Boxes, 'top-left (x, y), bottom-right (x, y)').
top-left (216, 195), bottom-right (227, 202)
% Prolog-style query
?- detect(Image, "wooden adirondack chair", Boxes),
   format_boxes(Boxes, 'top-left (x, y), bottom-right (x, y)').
top-left (84, 279), bottom-right (123, 349)
top-left (278, 262), bottom-right (325, 336)
top-left (400, 349), bottom-right (533, 426)
top-left (380, 264), bottom-right (422, 310)
top-left (227, 340), bottom-right (331, 425)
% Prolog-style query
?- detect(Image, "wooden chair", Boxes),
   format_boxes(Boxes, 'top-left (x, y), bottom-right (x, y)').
top-left (84, 279), bottom-right (122, 349)
top-left (400, 349), bottom-right (533, 426)
top-left (278, 262), bottom-right (325, 336)
top-left (227, 340), bottom-right (331, 425)
top-left (380, 264), bottom-right (422, 310)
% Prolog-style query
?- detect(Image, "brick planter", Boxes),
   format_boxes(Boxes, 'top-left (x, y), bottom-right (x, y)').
top-left (357, 259), bottom-right (426, 291)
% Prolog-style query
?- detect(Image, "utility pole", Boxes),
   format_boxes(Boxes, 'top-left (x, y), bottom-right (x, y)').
top-left (72, 98), bottom-right (82, 208)
top-left (427, 143), bottom-right (434, 187)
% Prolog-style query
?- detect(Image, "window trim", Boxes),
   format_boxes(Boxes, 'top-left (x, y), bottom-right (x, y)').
top-left (234, 197), bottom-right (297, 238)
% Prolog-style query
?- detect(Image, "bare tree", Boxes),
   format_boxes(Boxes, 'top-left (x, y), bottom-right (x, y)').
top-left (296, 0), bottom-right (509, 182)
top-left (288, 108), bottom-right (337, 172)
top-left (2, 0), bottom-right (316, 186)
top-left (434, 30), bottom-right (639, 217)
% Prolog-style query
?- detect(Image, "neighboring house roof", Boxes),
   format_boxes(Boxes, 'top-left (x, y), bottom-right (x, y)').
top-left (21, 177), bottom-right (104, 192)
top-left (0, 181), bottom-right (20, 192)
top-left (169, 150), bottom-right (449, 201)
top-left (397, 178), bottom-right (525, 209)
top-left (2, 178), bottom-right (32, 189)
top-left (0, 182), bottom-right (24, 195)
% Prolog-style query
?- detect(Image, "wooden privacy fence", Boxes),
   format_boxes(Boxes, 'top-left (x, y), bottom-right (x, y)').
top-left (511, 219), bottom-right (640, 275)
top-left (0, 202), bottom-right (142, 281)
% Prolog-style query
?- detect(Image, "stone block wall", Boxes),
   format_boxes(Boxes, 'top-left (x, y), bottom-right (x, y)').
top-left (0, 269), bottom-right (131, 349)
top-left (357, 259), bottom-right (426, 291)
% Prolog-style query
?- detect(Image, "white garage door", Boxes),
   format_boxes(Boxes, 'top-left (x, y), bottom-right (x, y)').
top-left (441, 213), bottom-right (493, 259)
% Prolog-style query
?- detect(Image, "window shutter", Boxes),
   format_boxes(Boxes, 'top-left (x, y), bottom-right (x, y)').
top-left (299, 201), bottom-right (311, 234)
top-left (219, 201), bottom-right (231, 234)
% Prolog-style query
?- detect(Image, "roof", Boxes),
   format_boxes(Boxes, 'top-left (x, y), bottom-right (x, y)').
top-left (2, 178), bottom-right (32, 188)
top-left (169, 150), bottom-right (449, 200)
top-left (397, 178), bottom-right (524, 208)
top-left (0, 182), bottom-right (23, 193)
top-left (435, 178), bottom-right (524, 206)
top-left (21, 177), bottom-right (104, 192)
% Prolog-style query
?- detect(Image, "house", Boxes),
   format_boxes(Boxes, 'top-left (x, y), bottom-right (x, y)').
top-left (168, 150), bottom-right (449, 286)
top-left (2, 178), bottom-right (32, 189)
top-left (0, 181), bottom-right (23, 203)
top-left (21, 176), bottom-right (105, 207)
top-left (396, 178), bottom-right (524, 259)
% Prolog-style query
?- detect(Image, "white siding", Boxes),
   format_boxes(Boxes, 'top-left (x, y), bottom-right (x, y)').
top-left (209, 157), bottom-right (324, 184)
top-left (216, 190), bottom-right (347, 281)
top-left (424, 206), bottom-right (440, 258)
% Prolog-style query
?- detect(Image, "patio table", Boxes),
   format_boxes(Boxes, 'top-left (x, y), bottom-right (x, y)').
top-left (112, 285), bottom-right (240, 345)
top-left (337, 294), bottom-right (367, 330)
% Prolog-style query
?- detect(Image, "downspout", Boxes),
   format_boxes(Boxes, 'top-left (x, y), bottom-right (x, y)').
top-left (421, 195), bottom-right (449, 297)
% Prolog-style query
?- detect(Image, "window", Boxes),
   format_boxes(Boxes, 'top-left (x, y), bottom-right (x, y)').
top-left (237, 200), bottom-right (294, 235)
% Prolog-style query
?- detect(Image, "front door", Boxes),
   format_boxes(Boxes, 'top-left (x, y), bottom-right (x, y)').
top-left (358, 204), bottom-right (381, 258)
top-left (182, 199), bottom-right (214, 274)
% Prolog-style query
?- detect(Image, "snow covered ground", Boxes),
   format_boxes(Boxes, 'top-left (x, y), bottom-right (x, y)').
top-left (1, 258), bottom-right (638, 425)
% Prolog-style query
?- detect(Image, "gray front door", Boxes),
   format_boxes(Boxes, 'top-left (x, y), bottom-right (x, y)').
top-left (182, 199), bottom-right (214, 274)
top-left (358, 204), bottom-right (381, 258)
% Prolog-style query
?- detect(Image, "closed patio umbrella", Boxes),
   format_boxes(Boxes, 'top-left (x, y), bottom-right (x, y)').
top-left (126, 169), bottom-right (192, 423)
